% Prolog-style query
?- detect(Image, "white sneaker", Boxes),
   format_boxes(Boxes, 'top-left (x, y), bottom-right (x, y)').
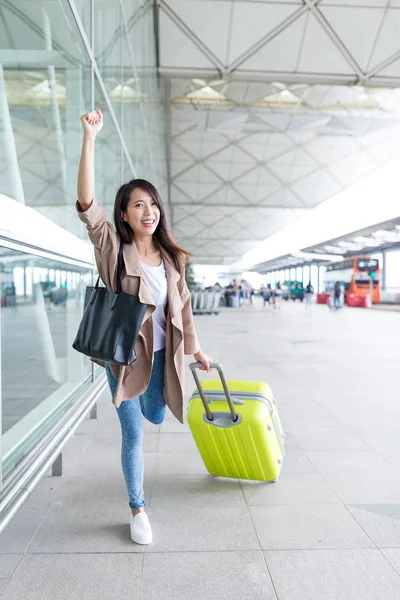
top-left (130, 512), bottom-right (153, 545)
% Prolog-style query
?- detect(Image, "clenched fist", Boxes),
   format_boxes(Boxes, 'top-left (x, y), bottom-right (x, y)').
top-left (80, 109), bottom-right (103, 136)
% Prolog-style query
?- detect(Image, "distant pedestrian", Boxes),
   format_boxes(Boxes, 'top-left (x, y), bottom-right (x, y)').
top-left (333, 281), bottom-right (343, 310)
top-left (5, 282), bottom-right (17, 311)
top-left (261, 283), bottom-right (271, 307)
top-left (305, 281), bottom-right (314, 310)
top-left (240, 279), bottom-right (253, 307)
top-left (274, 282), bottom-right (282, 310)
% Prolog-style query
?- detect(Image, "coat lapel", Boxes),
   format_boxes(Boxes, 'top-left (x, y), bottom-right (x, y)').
top-left (122, 241), bottom-right (155, 308)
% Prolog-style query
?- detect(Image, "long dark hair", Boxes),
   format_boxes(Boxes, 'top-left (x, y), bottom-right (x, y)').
top-left (113, 179), bottom-right (191, 273)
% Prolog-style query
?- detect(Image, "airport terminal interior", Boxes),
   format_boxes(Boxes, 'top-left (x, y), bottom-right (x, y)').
top-left (1, 1), bottom-right (400, 599)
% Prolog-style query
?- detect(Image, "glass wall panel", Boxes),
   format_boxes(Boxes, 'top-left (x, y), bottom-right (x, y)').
top-left (0, 244), bottom-right (93, 479)
top-left (121, 0), bottom-right (168, 194)
top-left (94, 0), bottom-right (122, 120)
top-left (93, 81), bottom-right (125, 223)
top-left (0, 0), bottom-right (91, 240)
top-left (0, 0), bottom-right (168, 486)
top-left (121, 2), bottom-right (153, 181)
top-left (75, 0), bottom-right (92, 37)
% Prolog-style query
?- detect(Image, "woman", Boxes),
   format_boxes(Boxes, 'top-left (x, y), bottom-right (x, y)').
top-left (76, 110), bottom-right (211, 545)
top-left (274, 282), bottom-right (282, 310)
top-left (304, 281), bottom-right (314, 310)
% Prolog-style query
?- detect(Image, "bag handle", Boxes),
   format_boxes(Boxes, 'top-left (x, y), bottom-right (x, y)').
top-left (189, 362), bottom-right (238, 423)
top-left (92, 242), bottom-right (124, 295)
top-left (116, 242), bottom-right (124, 295)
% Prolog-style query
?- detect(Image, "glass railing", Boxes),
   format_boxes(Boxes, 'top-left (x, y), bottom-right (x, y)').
top-left (0, 239), bottom-right (96, 483)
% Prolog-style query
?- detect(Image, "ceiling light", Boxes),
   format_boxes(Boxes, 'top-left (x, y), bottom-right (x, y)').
top-left (109, 84), bottom-right (146, 101)
top-left (323, 245), bottom-right (344, 254)
top-left (352, 236), bottom-right (381, 246)
top-left (24, 79), bottom-right (66, 102)
top-left (186, 86), bottom-right (226, 100)
top-left (209, 79), bottom-right (226, 88)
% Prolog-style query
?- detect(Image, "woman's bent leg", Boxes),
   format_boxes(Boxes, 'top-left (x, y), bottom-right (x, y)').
top-left (139, 348), bottom-right (167, 425)
top-left (105, 364), bottom-right (145, 509)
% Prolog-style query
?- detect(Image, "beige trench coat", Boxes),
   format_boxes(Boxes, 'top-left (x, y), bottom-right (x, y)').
top-left (76, 200), bottom-right (200, 423)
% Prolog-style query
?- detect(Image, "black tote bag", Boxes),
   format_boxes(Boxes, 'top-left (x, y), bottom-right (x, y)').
top-left (72, 243), bottom-right (148, 365)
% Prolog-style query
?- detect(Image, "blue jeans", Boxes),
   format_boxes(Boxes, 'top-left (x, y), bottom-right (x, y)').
top-left (334, 295), bottom-right (342, 309)
top-left (105, 348), bottom-right (167, 509)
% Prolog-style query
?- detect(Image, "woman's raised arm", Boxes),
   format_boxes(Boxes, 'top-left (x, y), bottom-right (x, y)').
top-left (77, 110), bottom-right (103, 210)
top-left (76, 110), bottom-right (119, 288)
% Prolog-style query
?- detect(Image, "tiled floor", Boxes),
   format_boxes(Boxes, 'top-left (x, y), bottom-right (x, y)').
top-left (1, 301), bottom-right (400, 599)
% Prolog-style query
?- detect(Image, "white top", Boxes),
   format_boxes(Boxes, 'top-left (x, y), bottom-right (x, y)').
top-left (140, 260), bottom-right (168, 352)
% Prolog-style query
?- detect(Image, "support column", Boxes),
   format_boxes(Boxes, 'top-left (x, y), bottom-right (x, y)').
top-left (65, 66), bottom-right (83, 226)
top-left (90, 403), bottom-right (98, 419)
top-left (382, 251), bottom-right (387, 292)
top-left (317, 265), bottom-right (321, 293)
top-left (0, 64), bottom-right (25, 203)
top-left (23, 266), bottom-right (27, 298)
top-left (42, 8), bottom-right (67, 196)
top-left (0, 273), bottom-right (2, 489)
top-left (65, 66), bottom-right (87, 386)
top-left (52, 453), bottom-right (62, 477)
top-left (33, 283), bottom-right (61, 383)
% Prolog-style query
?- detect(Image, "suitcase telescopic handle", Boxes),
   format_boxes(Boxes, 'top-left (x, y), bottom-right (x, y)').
top-left (189, 362), bottom-right (238, 423)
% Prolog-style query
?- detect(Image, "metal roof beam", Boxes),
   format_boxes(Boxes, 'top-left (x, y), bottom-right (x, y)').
top-left (171, 203), bottom-right (304, 209)
top-left (160, 68), bottom-right (400, 88)
top-left (0, 50), bottom-right (67, 68)
top-left (304, 0), bottom-right (364, 80)
top-left (302, 217), bottom-right (400, 255)
top-left (160, 1), bottom-right (226, 74)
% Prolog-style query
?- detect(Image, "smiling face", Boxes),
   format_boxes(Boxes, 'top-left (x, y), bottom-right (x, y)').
top-left (122, 187), bottom-right (161, 237)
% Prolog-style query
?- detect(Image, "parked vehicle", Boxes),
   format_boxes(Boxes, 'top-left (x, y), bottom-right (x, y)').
top-left (282, 281), bottom-right (304, 301)
top-left (324, 256), bottom-right (381, 304)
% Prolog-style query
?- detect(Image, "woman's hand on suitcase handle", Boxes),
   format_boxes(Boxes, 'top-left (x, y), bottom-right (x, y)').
top-left (193, 350), bottom-right (212, 372)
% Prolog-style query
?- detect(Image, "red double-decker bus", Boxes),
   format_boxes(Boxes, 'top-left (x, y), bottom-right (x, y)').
top-left (324, 256), bottom-right (381, 303)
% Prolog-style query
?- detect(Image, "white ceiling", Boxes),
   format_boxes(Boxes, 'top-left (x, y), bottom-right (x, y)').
top-left (158, 0), bottom-right (400, 264)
